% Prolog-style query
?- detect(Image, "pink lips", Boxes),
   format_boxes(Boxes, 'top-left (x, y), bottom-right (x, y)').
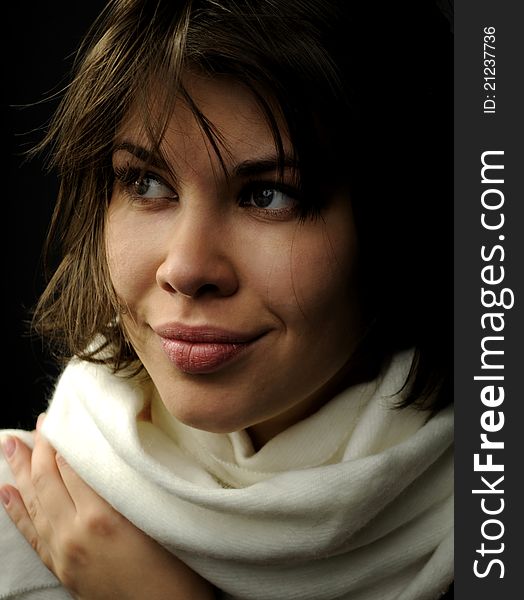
top-left (155, 325), bottom-right (262, 374)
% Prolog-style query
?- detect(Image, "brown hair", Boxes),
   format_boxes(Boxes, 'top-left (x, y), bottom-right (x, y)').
top-left (32, 0), bottom-right (453, 410)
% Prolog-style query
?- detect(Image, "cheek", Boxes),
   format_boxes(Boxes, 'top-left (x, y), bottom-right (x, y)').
top-left (105, 209), bottom-right (157, 306)
top-left (287, 220), bottom-right (359, 324)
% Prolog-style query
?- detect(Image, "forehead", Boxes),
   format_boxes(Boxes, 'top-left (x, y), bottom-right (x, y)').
top-left (113, 72), bottom-right (292, 171)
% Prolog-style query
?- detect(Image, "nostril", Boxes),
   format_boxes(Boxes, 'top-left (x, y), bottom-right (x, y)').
top-left (156, 245), bottom-right (239, 298)
top-left (158, 276), bottom-right (232, 299)
top-left (194, 283), bottom-right (221, 297)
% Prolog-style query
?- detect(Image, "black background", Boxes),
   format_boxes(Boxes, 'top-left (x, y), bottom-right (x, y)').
top-left (4, 3), bottom-right (107, 430)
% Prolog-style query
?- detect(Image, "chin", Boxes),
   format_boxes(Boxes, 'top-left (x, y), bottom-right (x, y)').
top-left (160, 390), bottom-right (251, 434)
top-left (175, 412), bottom-right (248, 435)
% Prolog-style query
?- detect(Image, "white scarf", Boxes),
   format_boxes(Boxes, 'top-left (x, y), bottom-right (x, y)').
top-left (41, 350), bottom-right (453, 600)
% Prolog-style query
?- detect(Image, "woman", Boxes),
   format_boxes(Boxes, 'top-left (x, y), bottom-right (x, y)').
top-left (1, 0), bottom-right (453, 598)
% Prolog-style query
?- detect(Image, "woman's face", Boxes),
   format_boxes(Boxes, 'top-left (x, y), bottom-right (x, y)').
top-left (106, 73), bottom-right (362, 446)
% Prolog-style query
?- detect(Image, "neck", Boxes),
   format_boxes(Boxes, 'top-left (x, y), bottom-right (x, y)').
top-left (247, 347), bottom-right (381, 451)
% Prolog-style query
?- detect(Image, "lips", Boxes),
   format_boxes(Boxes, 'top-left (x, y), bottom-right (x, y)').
top-left (154, 325), bottom-right (263, 374)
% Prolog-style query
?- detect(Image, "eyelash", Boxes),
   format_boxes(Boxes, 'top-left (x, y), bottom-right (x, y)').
top-left (113, 166), bottom-right (301, 217)
top-left (113, 167), bottom-right (176, 202)
top-left (239, 180), bottom-right (300, 216)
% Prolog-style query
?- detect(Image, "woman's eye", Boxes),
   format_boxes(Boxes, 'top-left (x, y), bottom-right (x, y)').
top-left (114, 167), bottom-right (177, 201)
top-left (130, 175), bottom-right (176, 200)
top-left (242, 185), bottom-right (297, 212)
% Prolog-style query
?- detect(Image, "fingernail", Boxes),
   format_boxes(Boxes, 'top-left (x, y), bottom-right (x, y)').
top-left (1, 437), bottom-right (16, 459)
top-left (0, 488), bottom-right (10, 506)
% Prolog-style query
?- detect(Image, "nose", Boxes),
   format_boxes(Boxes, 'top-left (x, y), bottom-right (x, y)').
top-left (156, 208), bottom-right (239, 299)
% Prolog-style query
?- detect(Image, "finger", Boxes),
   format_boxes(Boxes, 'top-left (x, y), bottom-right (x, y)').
top-left (31, 419), bottom-right (76, 524)
top-left (0, 484), bottom-right (54, 570)
top-left (1, 436), bottom-right (46, 532)
top-left (37, 411), bottom-right (116, 516)
top-left (54, 451), bottom-right (114, 515)
top-left (2, 429), bottom-right (74, 547)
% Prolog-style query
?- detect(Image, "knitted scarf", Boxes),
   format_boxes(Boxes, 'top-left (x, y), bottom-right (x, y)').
top-left (41, 350), bottom-right (453, 600)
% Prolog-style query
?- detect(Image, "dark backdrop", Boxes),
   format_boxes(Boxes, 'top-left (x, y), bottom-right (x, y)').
top-left (4, 3), bottom-right (108, 430)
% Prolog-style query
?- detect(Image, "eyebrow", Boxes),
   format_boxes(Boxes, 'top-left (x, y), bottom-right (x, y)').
top-left (113, 141), bottom-right (298, 179)
top-left (233, 156), bottom-right (299, 178)
top-left (112, 142), bottom-right (168, 170)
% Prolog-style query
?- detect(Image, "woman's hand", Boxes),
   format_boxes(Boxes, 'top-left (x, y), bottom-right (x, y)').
top-left (0, 415), bottom-right (215, 600)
